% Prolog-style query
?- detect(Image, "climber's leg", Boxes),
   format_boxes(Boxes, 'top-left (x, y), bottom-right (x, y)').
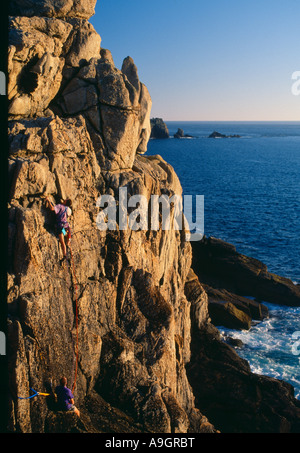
top-left (58, 232), bottom-right (67, 257)
top-left (65, 226), bottom-right (71, 249)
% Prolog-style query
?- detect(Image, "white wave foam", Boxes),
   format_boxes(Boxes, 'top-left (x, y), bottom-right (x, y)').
top-left (219, 302), bottom-right (300, 399)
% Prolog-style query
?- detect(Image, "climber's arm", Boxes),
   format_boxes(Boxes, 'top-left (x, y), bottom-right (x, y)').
top-left (45, 196), bottom-right (55, 211)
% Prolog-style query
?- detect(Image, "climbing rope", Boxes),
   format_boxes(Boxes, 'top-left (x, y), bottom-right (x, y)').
top-left (17, 196), bottom-right (80, 401)
top-left (18, 388), bottom-right (50, 400)
top-left (68, 242), bottom-right (79, 395)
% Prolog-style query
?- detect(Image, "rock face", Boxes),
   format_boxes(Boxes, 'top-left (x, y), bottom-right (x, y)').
top-left (192, 237), bottom-right (300, 310)
top-left (187, 323), bottom-right (300, 433)
top-left (8, 5), bottom-right (151, 171)
top-left (150, 118), bottom-right (169, 139)
top-left (191, 236), bottom-right (300, 331)
top-left (7, 0), bottom-right (214, 434)
top-left (7, 0), bottom-right (300, 435)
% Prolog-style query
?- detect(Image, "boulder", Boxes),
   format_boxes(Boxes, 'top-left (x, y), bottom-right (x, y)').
top-left (204, 285), bottom-right (269, 329)
top-left (208, 301), bottom-right (252, 330)
top-left (224, 336), bottom-right (244, 348)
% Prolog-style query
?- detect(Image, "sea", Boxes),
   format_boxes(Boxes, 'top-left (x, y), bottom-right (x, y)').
top-left (146, 121), bottom-right (300, 399)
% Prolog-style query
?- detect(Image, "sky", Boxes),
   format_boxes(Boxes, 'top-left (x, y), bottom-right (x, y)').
top-left (90, 0), bottom-right (300, 121)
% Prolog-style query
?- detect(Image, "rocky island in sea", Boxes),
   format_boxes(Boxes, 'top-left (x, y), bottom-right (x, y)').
top-left (150, 118), bottom-right (170, 139)
top-left (6, 0), bottom-right (300, 434)
top-left (150, 120), bottom-right (196, 139)
top-left (208, 131), bottom-right (241, 138)
top-left (174, 128), bottom-right (195, 139)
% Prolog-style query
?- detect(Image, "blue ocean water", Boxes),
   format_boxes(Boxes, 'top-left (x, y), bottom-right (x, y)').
top-left (146, 121), bottom-right (300, 398)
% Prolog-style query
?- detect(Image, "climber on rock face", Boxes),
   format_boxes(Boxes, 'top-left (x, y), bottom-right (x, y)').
top-left (45, 196), bottom-right (72, 262)
top-left (55, 377), bottom-right (80, 417)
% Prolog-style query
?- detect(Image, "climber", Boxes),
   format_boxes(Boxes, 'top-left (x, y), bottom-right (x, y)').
top-left (45, 196), bottom-right (72, 262)
top-left (55, 377), bottom-right (80, 417)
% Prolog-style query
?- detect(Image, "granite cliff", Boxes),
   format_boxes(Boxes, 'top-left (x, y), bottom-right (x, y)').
top-left (7, 0), bottom-right (300, 434)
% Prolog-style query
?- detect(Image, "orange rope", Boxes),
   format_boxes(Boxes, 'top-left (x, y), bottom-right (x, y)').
top-left (69, 243), bottom-right (79, 394)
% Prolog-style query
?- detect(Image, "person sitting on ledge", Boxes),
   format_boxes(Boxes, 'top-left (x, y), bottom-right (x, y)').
top-left (45, 196), bottom-right (72, 263)
top-left (55, 377), bottom-right (80, 417)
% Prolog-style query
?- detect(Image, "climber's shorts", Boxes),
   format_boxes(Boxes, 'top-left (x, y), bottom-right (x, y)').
top-left (57, 224), bottom-right (71, 240)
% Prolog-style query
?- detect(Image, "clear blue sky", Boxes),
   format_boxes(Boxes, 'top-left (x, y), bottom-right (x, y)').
top-left (90, 0), bottom-right (300, 121)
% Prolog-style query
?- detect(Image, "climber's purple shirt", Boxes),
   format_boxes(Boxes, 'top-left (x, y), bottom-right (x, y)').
top-left (55, 385), bottom-right (74, 410)
top-left (54, 204), bottom-right (71, 228)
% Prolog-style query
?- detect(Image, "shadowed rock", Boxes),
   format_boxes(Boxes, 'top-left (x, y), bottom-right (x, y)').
top-left (192, 237), bottom-right (300, 308)
top-left (150, 118), bottom-right (169, 139)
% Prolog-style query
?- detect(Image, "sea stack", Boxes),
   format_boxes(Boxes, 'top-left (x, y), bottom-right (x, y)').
top-left (150, 118), bottom-right (170, 139)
